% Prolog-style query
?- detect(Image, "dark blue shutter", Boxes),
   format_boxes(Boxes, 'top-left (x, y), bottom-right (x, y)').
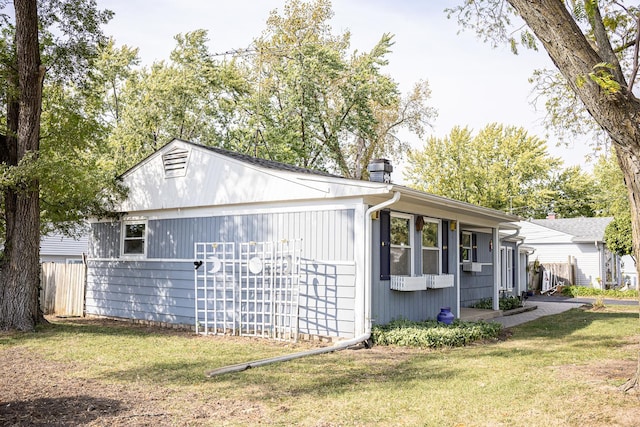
top-left (379, 210), bottom-right (391, 280)
top-left (441, 220), bottom-right (449, 274)
top-left (472, 233), bottom-right (478, 262)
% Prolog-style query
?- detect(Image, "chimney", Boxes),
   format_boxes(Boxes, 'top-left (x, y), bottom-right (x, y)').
top-left (367, 159), bottom-right (393, 183)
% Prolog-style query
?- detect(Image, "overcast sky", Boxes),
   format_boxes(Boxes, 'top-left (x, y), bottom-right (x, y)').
top-left (103, 0), bottom-right (592, 178)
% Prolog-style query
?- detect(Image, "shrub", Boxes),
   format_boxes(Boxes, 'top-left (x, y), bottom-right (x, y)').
top-left (561, 285), bottom-right (638, 299)
top-left (371, 318), bottom-right (502, 348)
top-left (472, 296), bottom-right (522, 311)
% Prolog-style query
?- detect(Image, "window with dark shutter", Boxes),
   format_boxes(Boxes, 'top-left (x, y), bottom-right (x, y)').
top-left (472, 233), bottom-right (478, 262)
top-left (379, 210), bottom-right (391, 280)
top-left (441, 220), bottom-right (449, 274)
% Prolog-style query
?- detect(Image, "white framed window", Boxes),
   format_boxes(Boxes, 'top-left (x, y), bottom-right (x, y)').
top-left (122, 220), bottom-right (147, 257)
top-left (461, 231), bottom-right (472, 262)
top-left (390, 213), bottom-right (413, 276)
top-left (421, 218), bottom-right (441, 275)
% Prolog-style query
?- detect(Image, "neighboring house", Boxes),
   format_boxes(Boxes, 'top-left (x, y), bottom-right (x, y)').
top-left (40, 233), bottom-right (88, 264)
top-left (516, 217), bottom-right (625, 289)
top-left (86, 139), bottom-right (521, 341)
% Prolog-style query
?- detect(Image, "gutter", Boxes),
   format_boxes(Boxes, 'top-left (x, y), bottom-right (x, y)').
top-left (205, 190), bottom-right (401, 377)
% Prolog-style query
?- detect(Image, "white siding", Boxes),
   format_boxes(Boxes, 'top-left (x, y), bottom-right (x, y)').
top-left (528, 242), bottom-right (600, 286)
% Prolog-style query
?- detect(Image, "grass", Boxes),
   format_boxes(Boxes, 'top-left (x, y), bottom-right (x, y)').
top-left (2, 307), bottom-right (639, 426)
top-left (561, 285), bottom-right (638, 299)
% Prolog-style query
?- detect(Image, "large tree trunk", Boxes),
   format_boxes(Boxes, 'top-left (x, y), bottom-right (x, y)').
top-left (0, 0), bottom-right (43, 331)
top-left (506, 0), bottom-right (640, 391)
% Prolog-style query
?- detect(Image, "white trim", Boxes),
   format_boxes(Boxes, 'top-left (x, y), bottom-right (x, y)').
top-left (461, 231), bottom-right (473, 262)
top-left (120, 219), bottom-right (147, 258)
top-left (453, 222), bottom-right (461, 318)
top-left (390, 212), bottom-right (414, 276)
top-left (91, 198), bottom-right (366, 223)
top-left (87, 257), bottom-right (357, 265)
top-left (421, 218), bottom-right (442, 275)
top-left (353, 204), bottom-right (367, 336)
top-left (492, 227), bottom-right (500, 310)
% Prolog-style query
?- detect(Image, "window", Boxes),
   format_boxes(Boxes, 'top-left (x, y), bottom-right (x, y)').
top-left (390, 214), bottom-right (412, 276)
top-left (122, 221), bottom-right (146, 256)
top-left (421, 219), bottom-right (440, 275)
top-left (461, 231), bottom-right (472, 262)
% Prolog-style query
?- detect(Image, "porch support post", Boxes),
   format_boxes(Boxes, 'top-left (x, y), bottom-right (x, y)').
top-left (492, 227), bottom-right (500, 311)
top-left (454, 222), bottom-right (460, 318)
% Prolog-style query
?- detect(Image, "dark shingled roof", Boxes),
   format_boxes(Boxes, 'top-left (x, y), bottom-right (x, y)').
top-left (530, 217), bottom-right (613, 242)
top-left (197, 143), bottom-right (342, 179)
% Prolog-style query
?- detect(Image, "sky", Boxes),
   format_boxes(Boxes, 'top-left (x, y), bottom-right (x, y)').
top-left (102, 0), bottom-right (592, 179)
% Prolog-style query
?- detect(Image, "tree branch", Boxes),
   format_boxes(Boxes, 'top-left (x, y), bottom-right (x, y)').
top-left (589, 1), bottom-right (626, 88)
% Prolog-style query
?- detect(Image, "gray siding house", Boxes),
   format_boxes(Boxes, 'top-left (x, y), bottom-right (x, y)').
top-left (41, 233), bottom-right (88, 263)
top-left (87, 139), bottom-right (521, 341)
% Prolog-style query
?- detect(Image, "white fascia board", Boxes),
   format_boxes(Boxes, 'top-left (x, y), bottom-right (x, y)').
top-left (392, 186), bottom-right (520, 226)
top-left (115, 197), bottom-right (367, 221)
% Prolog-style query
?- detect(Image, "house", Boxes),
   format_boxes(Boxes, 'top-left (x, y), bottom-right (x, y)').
top-left (40, 233), bottom-right (88, 264)
top-left (516, 217), bottom-right (629, 289)
top-left (86, 139), bottom-right (522, 341)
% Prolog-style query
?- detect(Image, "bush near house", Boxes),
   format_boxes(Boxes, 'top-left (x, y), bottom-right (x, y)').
top-left (371, 319), bottom-right (502, 348)
top-left (472, 296), bottom-right (523, 311)
top-left (561, 285), bottom-right (638, 299)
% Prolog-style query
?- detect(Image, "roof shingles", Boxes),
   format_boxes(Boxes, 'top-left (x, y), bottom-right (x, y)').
top-left (530, 217), bottom-right (613, 242)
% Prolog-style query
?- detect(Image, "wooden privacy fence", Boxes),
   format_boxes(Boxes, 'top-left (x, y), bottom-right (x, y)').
top-left (528, 258), bottom-right (576, 292)
top-left (40, 263), bottom-right (86, 316)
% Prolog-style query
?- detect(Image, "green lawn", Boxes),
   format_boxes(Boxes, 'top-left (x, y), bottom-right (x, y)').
top-left (1, 306), bottom-right (639, 426)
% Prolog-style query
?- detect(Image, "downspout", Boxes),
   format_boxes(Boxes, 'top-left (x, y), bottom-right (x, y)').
top-left (206, 190), bottom-right (401, 377)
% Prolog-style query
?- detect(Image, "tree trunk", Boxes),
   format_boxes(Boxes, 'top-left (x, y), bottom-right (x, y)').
top-left (616, 149), bottom-right (640, 393)
top-left (506, 0), bottom-right (640, 392)
top-left (0, 0), bottom-right (43, 331)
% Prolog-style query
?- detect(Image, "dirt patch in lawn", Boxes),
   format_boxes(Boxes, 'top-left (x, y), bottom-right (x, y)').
top-left (0, 344), bottom-right (269, 426)
top-left (0, 319), bottom-right (275, 427)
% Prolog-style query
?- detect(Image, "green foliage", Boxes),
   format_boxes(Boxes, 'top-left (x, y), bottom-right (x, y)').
top-left (0, 1), bottom-right (118, 237)
top-left (547, 166), bottom-right (597, 218)
top-left (593, 150), bottom-right (629, 216)
top-left (561, 285), bottom-right (638, 299)
top-left (100, 0), bottom-right (435, 178)
top-left (371, 318), bottom-right (502, 348)
top-left (106, 29), bottom-right (247, 173)
top-left (405, 123), bottom-right (561, 216)
top-left (605, 213), bottom-right (633, 257)
top-left (450, 1), bottom-right (639, 153)
top-left (472, 296), bottom-right (522, 311)
top-left (588, 63), bottom-right (621, 94)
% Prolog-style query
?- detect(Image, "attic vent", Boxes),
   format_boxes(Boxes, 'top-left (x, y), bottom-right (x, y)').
top-left (162, 147), bottom-right (190, 178)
